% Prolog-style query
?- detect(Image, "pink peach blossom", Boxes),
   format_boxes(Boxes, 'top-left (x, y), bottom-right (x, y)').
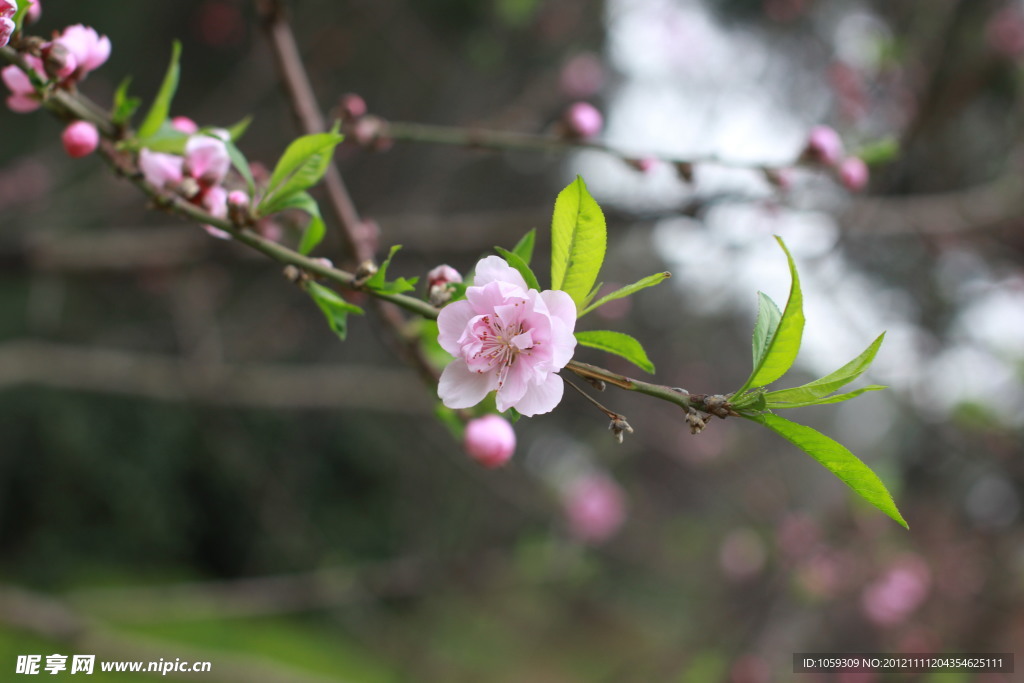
top-left (2, 55), bottom-right (45, 113)
top-left (562, 101), bottom-right (603, 139)
top-left (437, 256), bottom-right (576, 416)
top-left (183, 134), bottom-right (230, 186)
top-left (564, 474), bottom-right (625, 543)
top-left (838, 156), bottom-right (869, 192)
top-left (25, 0), bottom-right (40, 24)
top-left (0, 17), bottom-right (14, 50)
top-left (803, 125), bottom-right (844, 166)
top-left (171, 116), bottom-right (200, 134)
top-left (0, 0), bottom-right (17, 19)
top-left (138, 149), bottom-right (184, 189)
top-left (53, 24), bottom-right (110, 78)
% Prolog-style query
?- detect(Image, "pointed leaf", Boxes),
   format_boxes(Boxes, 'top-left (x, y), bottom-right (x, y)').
top-left (735, 237), bottom-right (804, 394)
top-left (111, 77), bottom-right (142, 125)
top-left (365, 245), bottom-right (418, 294)
top-left (494, 247), bottom-right (540, 291)
top-left (226, 115), bottom-right (252, 142)
top-left (575, 330), bottom-right (655, 374)
top-left (580, 272), bottom-right (671, 317)
top-left (222, 137), bottom-right (256, 198)
top-left (766, 385), bottom-right (886, 409)
top-left (751, 292), bottom-right (782, 368)
top-left (753, 413), bottom-right (907, 528)
top-left (261, 127), bottom-right (344, 208)
top-left (138, 41), bottom-right (182, 139)
top-left (764, 333), bottom-right (885, 406)
top-left (305, 281), bottom-right (363, 342)
top-left (550, 176), bottom-right (607, 308)
top-left (511, 228), bottom-right (536, 266)
top-left (258, 191), bottom-right (324, 254)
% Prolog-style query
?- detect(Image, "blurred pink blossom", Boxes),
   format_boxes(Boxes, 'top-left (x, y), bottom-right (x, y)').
top-left (437, 256), bottom-right (576, 416)
top-left (564, 474), bottom-right (626, 543)
top-left (719, 528), bottom-right (767, 580)
top-left (861, 555), bottom-right (931, 626)
top-left (52, 24), bottom-right (111, 80)
top-left (838, 157), bottom-right (869, 192)
top-left (25, 0), bottom-right (40, 24)
top-left (987, 7), bottom-right (1024, 58)
top-left (464, 415), bottom-right (516, 468)
top-left (562, 101), bottom-right (603, 139)
top-left (560, 52), bottom-right (604, 99)
top-left (803, 125), bottom-right (844, 166)
top-left (2, 55), bottom-right (45, 112)
top-left (0, 0), bottom-right (14, 49)
top-left (171, 116), bottom-right (200, 134)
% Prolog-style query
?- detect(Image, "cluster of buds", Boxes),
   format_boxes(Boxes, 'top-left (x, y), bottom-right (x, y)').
top-left (2, 20), bottom-right (110, 112)
top-left (800, 124), bottom-right (869, 192)
top-left (138, 124), bottom-right (246, 238)
top-left (334, 93), bottom-right (392, 152)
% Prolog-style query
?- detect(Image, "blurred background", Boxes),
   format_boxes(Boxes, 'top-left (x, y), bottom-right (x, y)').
top-left (1, 0), bottom-right (1023, 680)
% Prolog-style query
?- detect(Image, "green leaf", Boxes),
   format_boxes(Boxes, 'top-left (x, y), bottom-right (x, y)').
top-left (365, 245), bottom-right (418, 294)
top-left (305, 281), bottom-right (363, 342)
top-left (752, 413), bottom-right (907, 529)
top-left (494, 246), bottom-right (541, 291)
top-left (751, 292), bottom-right (782, 368)
top-left (575, 330), bottom-right (655, 374)
top-left (12, 0), bottom-right (29, 28)
top-left (226, 115), bottom-right (252, 142)
top-left (764, 333), bottom-right (886, 406)
top-left (111, 77), bottom-right (142, 126)
top-left (258, 191), bottom-right (324, 254)
top-left (550, 176), bottom-right (607, 308)
top-left (138, 41), bottom-right (182, 139)
top-left (580, 272), bottom-right (671, 317)
top-left (766, 385), bottom-right (886, 409)
top-left (735, 236), bottom-right (805, 394)
top-left (222, 137), bottom-right (256, 199)
top-left (261, 127), bottom-right (344, 209)
top-left (511, 228), bottom-right (536, 266)
top-left (505, 407), bottom-right (522, 424)
top-left (855, 137), bottom-right (899, 166)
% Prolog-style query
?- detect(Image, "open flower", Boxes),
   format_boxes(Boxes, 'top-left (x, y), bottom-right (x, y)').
top-left (437, 256), bottom-right (576, 416)
top-left (2, 55), bottom-right (46, 113)
top-left (51, 24), bottom-right (111, 80)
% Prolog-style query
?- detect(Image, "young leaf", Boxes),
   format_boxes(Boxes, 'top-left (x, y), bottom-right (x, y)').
top-left (365, 245), bottom-right (418, 294)
top-left (766, 385), bottom-right (886, 409)
top-left (735, 237), bottom-right (805, 394)
top-left (550, 176), bottom-right (607, 309)
top-left (512, 228), bottom-right (536, 266)
top-left (111, 77), bottom-right (142, 125)
top-left (753, 413), bottom-right (907, 529)
top-left (575, 330), bottom-right (655, 374)
top-left (764, 333), bottom-right (885, 406)
top-left (261, 128), bottom-right (344, 209)
top-left (226, 115), bottom-right (252, 142)
top-left (222, 137), bottom-right (256, 198)
top-left (257, 190), bottom-right (325, 254)
top-left (580, 272), bottom-right (671, 317)
top-left (138, 41), bottom-right (182, 139)
top-left (305, 281), bottom-right (363, 342)
top-left (751, 292), bottom-right (782, 368)
top-left (494, 246), bottom-right (541, 291)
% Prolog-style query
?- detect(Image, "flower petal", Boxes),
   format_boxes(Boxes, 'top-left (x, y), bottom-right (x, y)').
top-left (540, 289), bottom-right (577, 328)
top-left (437, 300), bottom-right (476, 356)
top-left (438, 359), bottom-right (497, 409)
top-left (511, 372), bottom-right (564, 416)
top-left (473, 254), bottom-right (529, 291)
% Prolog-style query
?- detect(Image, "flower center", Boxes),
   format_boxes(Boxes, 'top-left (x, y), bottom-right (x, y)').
top-left (474, 314), bottom-right (532, 388)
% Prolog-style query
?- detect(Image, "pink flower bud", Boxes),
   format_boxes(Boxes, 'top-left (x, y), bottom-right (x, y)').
top-left (2, 56), bottom-right (45, 113)
top-left (464, 415), bottom-right (516, 468)
top-left (61, 121), bottom-right (99, 158)
top-left (627, 156), bottom-right (657, 173)
top-left (138, 148), bottom-right (184, 189)
top-left (563, 474), bottom-right (625, 543)
top-left (0, 16), bottom-right (13, 49)
top-left (42, 41), bottom-right (77, 79)
top-left (0, 0), bottom-right (16, 19)
top-left (227, 190), bottom-right (248, 206)
top-left (562, 101), bottom-right (603, 139)
top-left (25, 0), bottom-right (40, 24)
top-left (184, 134), bottom-right (230, 187)
top-left (427, 264), bottom-right (462, 289)
top-left (171, 116), bottom-right (199, 134)
top-left (338, 92), bottom-right (367, 121)
top-left (838, 156), bottom-right (869, 192)
top-left (803, 125), bottom-right (844, 166)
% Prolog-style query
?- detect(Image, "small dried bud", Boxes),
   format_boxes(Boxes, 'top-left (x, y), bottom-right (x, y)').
top-left (608, 416), bottom-right (634, 444)
top-left (226, 190), bottom-right (251, 225)
top-left (585, 376), bottom-right (607, 392)
top-left (283, 265), bottom-right (303, 283)
top-left (763, 167), bottom-right (795, 191)
top-left (627, 156), bottom-right (658, 174)
top-left (354, 259), bottom-right (378, 286)
top-left (351, 115), bottom-right (386, 147)
top-left (685, 407), bottom-right (708, 435)
top-left (675, 161), bottom-right (695, 183)
top-left (703, 394), bottom-right (732, 419)
top-left (313, 257), bottom-right (334, 270)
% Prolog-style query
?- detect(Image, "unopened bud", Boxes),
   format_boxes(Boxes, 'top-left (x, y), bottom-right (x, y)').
top-left (337, 92), bottom-right (367, 121)
top-left (561, 101), bottom-right (603, 139)
top-left (464, 415), bottom-right (516, 468)
top-left (61, 120), bottom-right (99, 158)
top-left (685, 407), bottom-right (707, 435)
top-left (838, 156), bottom-right (869, 192)
top-left (802, 125), bottom-right (844, 166)
top-left (608, 417), bottom-right (633, 444)
top-left (25, 0), bottom-right (40, 24)
top-left (354, 259), bottom-right (378, 285)
top-left (351, 115), bottom-right (386, 147)
top-left (626, 156), bottom-right (657, 174)
top-left (675, 161), bottom-right (695, 183)
top-left (226, 190), bottom-right (251, 225)
top-left (171, 116), bottom-right (199, 134)
top-left (703, 394), bottom-right (732, 419)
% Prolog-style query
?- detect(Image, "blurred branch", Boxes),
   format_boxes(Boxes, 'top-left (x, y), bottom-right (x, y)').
top-left (0, 340), bottom-right (431, 412)
top-left (842, 172), bottom-right (1024, 236)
